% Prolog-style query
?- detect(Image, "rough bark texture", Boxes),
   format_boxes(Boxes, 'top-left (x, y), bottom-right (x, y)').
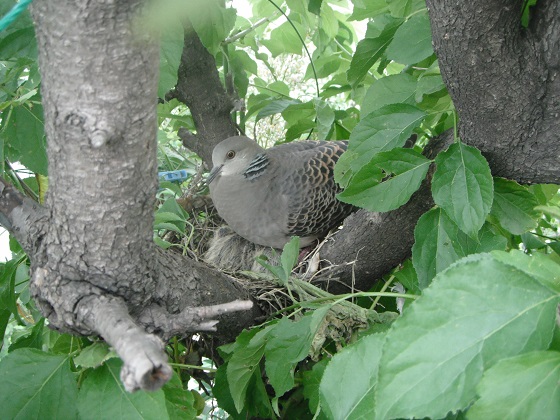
top-left (426, 0), bottom-right (560, 184)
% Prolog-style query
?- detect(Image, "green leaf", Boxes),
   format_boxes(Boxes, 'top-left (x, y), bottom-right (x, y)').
top-left (415, 73), bottom-right (446, 102)
top-left (349, 0), bottom-right (388, 21)
top-left (227, 327), bottom-right (269, 413)
top-left (412, 208), bottom-right (460, 289)
top-left (335, 104), bottom-right (426, 187)
top-left (0, 349), bottom-right (78, 419)
top-left (162, 373), bottom-right (197, 420)
top-left (256, 99), bottom-right (301, 121)
top-left (280, 236), bottom-right (300, 280)
top-left (386, 11), bottom-right (433, 65)
top-left (158, 18), bottom-right (184, 98)
top-left (0, 308), bottom-right (9, 345)
top-left (412, 209), bottom-right (507, 289)
top-left (308, 0), bottom-right (323, 15)
top-left (282, 101), bottom-right (316, 125)
top-left (78, 358), bottom-right (168, 420)
top-left (347, 16), bottom-right (403, 87)
top-left (469, 351), bottom-right (560, 419)
top-left (490, 177), bottom-right (540, 234)
top-left (9, 317), bottom-right (44, 352)
top-left (375, 253), bottom-right (560, 420)
top-left (394, 259), bottom-right (420, 294)
top-left (2, 101), bottom-right (48, 175)
top-left (535, 205), bottom-right (560, 220)
top-left (73, 342), bottom-right (114, 369)
top-left (262, 20), bottom-right (305, 57)
top-left (361, 73), bottom-right (417, 117)
top-left (314, 98), bottom-right (335, 139)
top-left (318, 3), bottom-right (339, 40)
top-left (320, 333), bottom-right (385, 419)
top-left (302, 359), bottom-right (328, 414)
top-left (265, 307), bottom-right (330, 398)
top-left (0, 27), bottom-right (37, 60)
top-left (386, 0), bottom-right (425, 18)
top-left (432, 142), bottom-right (494, 238)
top-left (491, 250), bottom-right (560, 294)
top-left (338, 148), bottom-right (431, 212)
top-left (187, 1), bottom-right (236, 55)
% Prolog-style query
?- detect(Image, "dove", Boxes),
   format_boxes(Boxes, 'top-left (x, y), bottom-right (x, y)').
top-left (207, 136), bottom-right (354, 249)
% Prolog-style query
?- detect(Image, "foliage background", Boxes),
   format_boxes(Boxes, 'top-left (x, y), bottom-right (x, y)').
top-left (0, 0), bottom-right (559, 419)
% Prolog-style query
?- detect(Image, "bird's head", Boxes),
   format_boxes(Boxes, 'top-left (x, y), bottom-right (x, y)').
top-left (207, 136), bottom-right (265, 184)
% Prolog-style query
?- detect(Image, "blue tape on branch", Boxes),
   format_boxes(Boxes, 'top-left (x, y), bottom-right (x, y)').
top-left (0, 0), bottom-right (34, 32)
top-left (158, 170), bottom-right (190, 184)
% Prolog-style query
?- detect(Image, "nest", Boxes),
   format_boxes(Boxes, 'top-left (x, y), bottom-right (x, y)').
top-left (159, 170), bottom-right (389, 352)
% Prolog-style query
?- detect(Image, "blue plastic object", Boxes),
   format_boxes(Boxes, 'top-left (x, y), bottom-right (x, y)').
top-left (158, 169), bottom-right (190, 183)
top-left (0, 0), bottom-right (33, 32)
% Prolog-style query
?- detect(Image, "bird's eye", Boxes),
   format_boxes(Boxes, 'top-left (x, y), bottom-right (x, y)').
top-left (226, 150), bottom-right (236, 159)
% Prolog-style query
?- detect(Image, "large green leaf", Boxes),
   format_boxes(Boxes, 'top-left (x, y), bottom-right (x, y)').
top-left (361, 73), bottom-right (417, 117)
top-left (468, 351), bottom-right (560, 419)
top-left (386, 11), bottom-right (433, 65)
top-left (432, 142), bottom-right (494, 238)
top-left (319, 333), bottom-right (385, 419)
top-left (77, 358), bottom-right (168, 420)
top-left (0, 349), bottom-right (78, 419)
top-left (338, 148), bottom-right (431, 211)
top-left (375, 253), bottom-right (560, 419)
top-left (412, 209), bottom-right (507, 289)
top-left (335, 104), bottom-right (426, 187)
top-left (490, 177), bottom-right (540, 234)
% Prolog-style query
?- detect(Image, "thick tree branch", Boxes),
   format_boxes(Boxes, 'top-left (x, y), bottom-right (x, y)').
top-left (175, 24), bottom-right (238, 165)
top-left (426, 0), bottom-right (559, 184)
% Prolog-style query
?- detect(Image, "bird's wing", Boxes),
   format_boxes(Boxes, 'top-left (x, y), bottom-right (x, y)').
top-left (277, 141), bottom-right (355, 237)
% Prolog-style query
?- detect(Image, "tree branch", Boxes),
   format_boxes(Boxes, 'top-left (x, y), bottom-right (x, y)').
top-left (77, 295), bottom-right (173, 392)
top-left (175, 23), bottom-right (239, 166)
top-left (0, 179), bottom-right (47, 255)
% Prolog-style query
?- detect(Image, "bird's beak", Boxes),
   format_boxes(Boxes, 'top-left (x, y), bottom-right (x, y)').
top-left (207, 164), bottom-right (223, 185)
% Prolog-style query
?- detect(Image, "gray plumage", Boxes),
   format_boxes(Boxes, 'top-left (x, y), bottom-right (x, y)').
top-left (208, 136), bottom-right (354, 249)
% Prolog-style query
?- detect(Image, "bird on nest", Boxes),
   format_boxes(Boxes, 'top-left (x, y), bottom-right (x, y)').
top-left (207, 136), bottom-right (355, 249)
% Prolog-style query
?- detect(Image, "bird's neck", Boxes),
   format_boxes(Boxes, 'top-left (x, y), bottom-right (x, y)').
top-left (243, 153), bottom-right (270, 180)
